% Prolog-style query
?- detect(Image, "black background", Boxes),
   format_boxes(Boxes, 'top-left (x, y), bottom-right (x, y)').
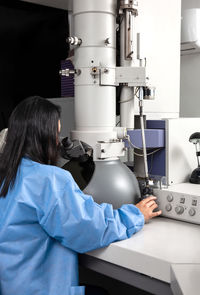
top-left (0, 0), bottom-right (69, 130)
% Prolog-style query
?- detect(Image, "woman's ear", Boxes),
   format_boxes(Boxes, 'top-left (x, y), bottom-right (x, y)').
top-left (58, 120), bottom-right (61, 133)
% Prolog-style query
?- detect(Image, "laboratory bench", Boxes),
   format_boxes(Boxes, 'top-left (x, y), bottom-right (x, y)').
top-left (80, 217), bottom-right (200, 295)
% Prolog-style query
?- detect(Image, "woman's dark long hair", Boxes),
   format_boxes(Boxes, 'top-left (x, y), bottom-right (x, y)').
top-left (0, 96), bottom-right (61, 197)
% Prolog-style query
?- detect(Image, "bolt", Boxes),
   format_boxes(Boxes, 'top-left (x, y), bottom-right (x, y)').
top-left (67, 36), bottom-right (82, 46)
top-left (105, 38), bottom-right (111, 45)
top-left (92, 67), bottom-right (98, 73)
top-left (76, 69), bottom-right (81, 76)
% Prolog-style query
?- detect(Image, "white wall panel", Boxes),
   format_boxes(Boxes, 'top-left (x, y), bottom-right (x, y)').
top-left (180, 0), bottom-right (200, 117)
top-left (134, 0), bottom-right (181, 119)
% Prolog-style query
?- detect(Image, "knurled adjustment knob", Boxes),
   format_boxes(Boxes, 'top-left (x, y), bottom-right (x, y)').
top-left (165, 204), bottom-right (172, 212)
top-left (167, 194), bottom-right (173, 202)
top-left (189, 208), bottom-right (196, 216)
top-left (175, 206), bottom-right (184, 215)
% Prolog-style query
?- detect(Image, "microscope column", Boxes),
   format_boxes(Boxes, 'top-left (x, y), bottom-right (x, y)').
top-left (71, 0), bottom-right (118, 151)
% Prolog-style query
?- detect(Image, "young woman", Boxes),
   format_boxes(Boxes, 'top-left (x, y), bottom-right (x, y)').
top-left (0, 96), bottom-right (161, 295)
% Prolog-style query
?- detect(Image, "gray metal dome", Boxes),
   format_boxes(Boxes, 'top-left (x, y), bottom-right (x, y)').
top-left (84, 159), bottom-right (141, 209)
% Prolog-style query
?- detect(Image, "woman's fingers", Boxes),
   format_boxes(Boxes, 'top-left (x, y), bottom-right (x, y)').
top-left (151, 210), bottom-right (162, 218)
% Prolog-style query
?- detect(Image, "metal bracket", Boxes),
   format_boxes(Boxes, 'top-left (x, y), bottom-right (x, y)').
top-left (99, 66), bottom-right (146, 87)
top-left (96, 141), bottom-right (125, 159)
top-left (115, 66), bottom-right (146, 86)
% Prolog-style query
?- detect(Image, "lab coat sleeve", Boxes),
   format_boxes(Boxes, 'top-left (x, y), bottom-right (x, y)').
top-left (39, 172), bottom-right (144, 253)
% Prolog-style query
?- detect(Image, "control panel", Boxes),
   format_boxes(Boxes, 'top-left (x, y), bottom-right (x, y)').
top-left (153, 183), bottom-right (200, 225)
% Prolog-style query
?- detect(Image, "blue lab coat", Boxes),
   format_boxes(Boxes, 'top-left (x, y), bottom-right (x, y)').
top-left (0, 158), bottom-right (144, 295)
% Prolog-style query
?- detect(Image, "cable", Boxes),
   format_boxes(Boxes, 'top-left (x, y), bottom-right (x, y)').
top-left (149, 153), bottom-right (154, 174)
top-left (140, 112), bottom-right (148, 179)
top-left (118, 87), bottom-right (140, 104)
top-left (133, 148), bottom-right (161, 157)
top-left (125, 134), bottom-right (161, 156)
top-left (134, 87), bottom-right (140, 98)
top-left (125, 134), bottom-right (143, 150)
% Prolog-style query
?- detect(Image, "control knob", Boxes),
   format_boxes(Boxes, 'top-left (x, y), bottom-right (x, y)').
top-left (189, 208), bottom-right (196, 216)
top-left (175, 206), bottom-right (184, 215)
top-left (167, 194), bottom-right (173, 202)
top-left (165, 204), bottom-right (172, 212)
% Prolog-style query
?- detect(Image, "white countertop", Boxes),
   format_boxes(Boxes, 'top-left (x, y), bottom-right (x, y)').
top-left (87, 217), bottom-right (200, 284)
top-left (171, 264), bottom-right (200, 295)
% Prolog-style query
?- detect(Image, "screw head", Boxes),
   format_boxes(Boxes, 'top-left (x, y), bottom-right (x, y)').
top-left (105, 38), bottom-right (111, 45)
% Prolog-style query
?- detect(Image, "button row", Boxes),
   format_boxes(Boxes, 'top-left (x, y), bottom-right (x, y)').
top-left (166, 195), bottom-right (198, 206)
top-left (165, 204), bottom-right (196, 216)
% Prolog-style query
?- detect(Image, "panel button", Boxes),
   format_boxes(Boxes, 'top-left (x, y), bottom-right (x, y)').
top-left (167, 194), bottom-right (173, 202)
top-left (189, 208), bottom-right (196, 216)
top-left (175, 206), bottom-right (184, 215)
top-left (192, 199), bottom-right (197, 206)
top-left (180, 197), bottom-right (185, 204)
top-left (165, 204), bottom-right (172, 212)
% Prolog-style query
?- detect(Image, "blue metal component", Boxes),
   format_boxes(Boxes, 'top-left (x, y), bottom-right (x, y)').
top-left (146, 120), bottom-right (166, 129)
top-left (126, 129), bottom-right (165, 149)
top-left (125, 120), bottom-right (166, 177)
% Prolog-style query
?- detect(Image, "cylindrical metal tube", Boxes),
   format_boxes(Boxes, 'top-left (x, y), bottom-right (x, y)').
top-left (119, 7), bottom-right (138, 165)
top-left (125, 10), bottom-right (134, 60)
top-left (120, 13), bottom-right (136, 129)
top-left (139, 87), bottom-right (149, 179)
top-left (120, 87), bottom-right (135, 128)
top-left (72, 0), bottom-right (117, 148)
top-left (69, 0), bottom-right (141, 207)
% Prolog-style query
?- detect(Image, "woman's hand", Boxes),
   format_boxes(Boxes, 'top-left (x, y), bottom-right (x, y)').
top-left (135, 196), bottom-right (162, 222)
